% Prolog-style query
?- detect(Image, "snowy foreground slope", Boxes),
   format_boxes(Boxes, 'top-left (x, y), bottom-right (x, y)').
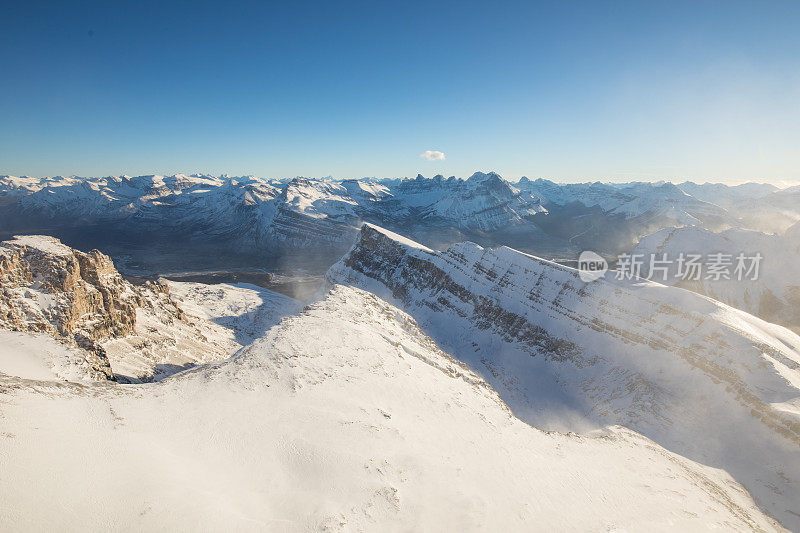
top-left (329, 224), bottom-right (800, 529)
top-left (0, 285), bottom-right (781, 531)
top-left (165, 280), bottom-right (301, 346)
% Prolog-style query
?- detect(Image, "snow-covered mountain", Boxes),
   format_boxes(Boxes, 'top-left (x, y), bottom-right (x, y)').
top-left (8, 172), bottom-right (792, 266)
top-left (4, 224), bottom-right (800, 528)
top-left (330, 224), bottom-right (800, 528)
top-left (0, 282), bottom-right (782, 530)
top-left (737, 185), bottom-right (800, 234)
top-left (516, 177), bottom-right (735, 226)
top-left (633, 225), bottom-right (800, 333)
top-left (386, 172), bottom-right (547, 231)
top-left (0, 172), bottom-right (546, 254)
top-left (677, 181), bottom-right (779, 208)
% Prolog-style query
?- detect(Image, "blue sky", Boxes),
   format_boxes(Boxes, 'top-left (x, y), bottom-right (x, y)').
top-left (2, 1), bottom-right (799, 182)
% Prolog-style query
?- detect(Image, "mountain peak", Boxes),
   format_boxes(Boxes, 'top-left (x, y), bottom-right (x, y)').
top-left (467, 171), bottom-right (503, 183)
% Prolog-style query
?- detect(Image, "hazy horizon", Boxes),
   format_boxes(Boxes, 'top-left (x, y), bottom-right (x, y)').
top-left (2, 171), bottom-right (797, 188)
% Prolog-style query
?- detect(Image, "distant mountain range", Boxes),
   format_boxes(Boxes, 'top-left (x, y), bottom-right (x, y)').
top-left (1, 172), bottom-right (798, 273)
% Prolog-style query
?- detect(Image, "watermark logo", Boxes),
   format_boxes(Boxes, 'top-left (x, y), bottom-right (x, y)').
top-left (578, 251), bottom-right (763, 282)
top-left (578, 250), bottom-right (608, 282)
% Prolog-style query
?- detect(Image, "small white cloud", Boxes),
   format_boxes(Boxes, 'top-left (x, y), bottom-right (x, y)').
top-left (420, 150), bottom-right (446, 161)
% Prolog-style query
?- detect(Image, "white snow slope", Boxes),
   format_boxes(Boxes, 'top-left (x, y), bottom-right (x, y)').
top-left (165, 280), bottom-right (302, 345)
top-left (0, 329), bottom-right (103, 381)
top-left (102, 281), bottom-right (300, 381)
top-left (330, 223), bottom-right (800, 529)
top-left (0, 285), bottom-right (782, 531)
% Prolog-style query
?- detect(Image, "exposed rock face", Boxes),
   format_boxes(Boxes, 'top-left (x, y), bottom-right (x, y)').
top-left (0, 236), bottom-right (136, 379)
top-left (0, 235), bottom-right (227, 382)
top-left (328, 223), bottom-right (800, 529)
top-left (0, 237), bottom-right (162, 338)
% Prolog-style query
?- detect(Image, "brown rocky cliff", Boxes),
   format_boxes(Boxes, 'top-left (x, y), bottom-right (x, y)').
top-left (0, 236), bottom-right (187, 380)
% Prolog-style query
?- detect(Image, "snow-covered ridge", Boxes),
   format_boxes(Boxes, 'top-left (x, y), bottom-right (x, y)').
top-left (0, 171), bottom-right (753, 223)
top-left (329, 223), bottom-right (800, 528)
top-left (1, 173), bottom-right (772, 230)
top-left (0, 283), bottom-right (782, 531)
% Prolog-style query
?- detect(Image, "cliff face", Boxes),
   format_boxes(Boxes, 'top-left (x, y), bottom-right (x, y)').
top-left (0, 235), bottom-right (230, 382)
top-left (328, 223), bottom-right (800, 529)
top-left (0, 236), bottom-right (140, 379)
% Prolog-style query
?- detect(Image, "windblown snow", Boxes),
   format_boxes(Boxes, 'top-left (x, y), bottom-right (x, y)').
top-left (0, 285), bottom-right (782, 531)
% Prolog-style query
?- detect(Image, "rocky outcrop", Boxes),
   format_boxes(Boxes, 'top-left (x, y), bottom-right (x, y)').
top-left (0, 235), bottom-right (199, 381)
top-left (0, 237), bottom-right (144, 339)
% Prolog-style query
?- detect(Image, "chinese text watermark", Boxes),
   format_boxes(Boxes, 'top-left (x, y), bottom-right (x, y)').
top-left (578, 252), bottom-right (763, 282)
